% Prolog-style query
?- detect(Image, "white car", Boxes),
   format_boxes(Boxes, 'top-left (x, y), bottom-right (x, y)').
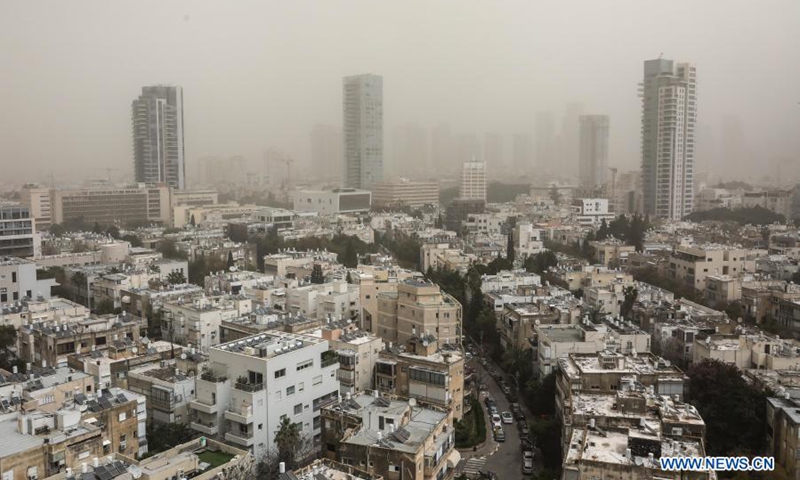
top-left (501, 411), bottom-right (513, 424)
top-left (491, 414), bottom-right (502, 428)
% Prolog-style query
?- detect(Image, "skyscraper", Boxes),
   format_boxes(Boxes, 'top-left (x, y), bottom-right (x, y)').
top-left (561, 102), bottom-right (584, 175)
top-left (310, 124), bottom-right (341, 180)
top-left (512, 134), bottom-right (534, 171)
top-left (460, 160), bottom-right (486, 201)
top-left (132, 85), bottom-right (185, 189)
top-left (578, 115), bottom-right (610, 189)
top-left (641, 58), bottom-right (697, 219)
top-left (343, 74), bottom-right (383, 189)
top-left (535, 112), bottom-right (555, 169)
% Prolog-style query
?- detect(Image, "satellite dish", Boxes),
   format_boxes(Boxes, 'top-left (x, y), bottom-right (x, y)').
top-left (180, 353), bottom-right (187, 360)
top-left (141, 337), bottom-right (149, 345)
top-left (229, 266), bottom-right (237, 272)
top-left (131, 347), bottom-right (138, 354)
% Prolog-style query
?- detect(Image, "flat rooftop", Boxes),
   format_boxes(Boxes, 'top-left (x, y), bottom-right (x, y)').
top-left (214, 332), bottom-right (323, 359)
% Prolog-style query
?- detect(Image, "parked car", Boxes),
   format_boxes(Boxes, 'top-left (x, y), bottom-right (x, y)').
top-left (484, 396), bottom-right (496, 408)
top-left (511, 402), bottom-right (521, 413)
top-left (522, 451), bottom-right (534, 474)
top-left (519, 423), bottom-right (531, 437)
top-left (489, 405), bottom-right (499, 415)
top-left (515, 410), bottom-right (526, 422)
top-left (494, 426), bottom-right (506, 442)
top-left (479, 383), bottom-right (488, 391)
top-left (501, 411), bottom-right (514, 424)
top-left (491, 414), bottom-right (502, 428)
top-left (520, 438), bottom-right (534, 452)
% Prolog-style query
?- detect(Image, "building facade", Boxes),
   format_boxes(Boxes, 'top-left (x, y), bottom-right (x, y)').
top-left (50, 184), bottom-right (170, 226)
top-left (641, 59), bottom-right (697, 220)
top-left (459, 161), bottom-right (486, 201)
top-left (0, 204), bottom-right (38, 258)
top-left (132, 85), bottom-right (186, 189)
top-left (578, 115), bottom-right (610, 189)
top-left (20, 185), bottom-right (52, 230)
top-left (343, 74), bottom-right (383, 189)
top-left (371, 180), bottom-right (439, 210)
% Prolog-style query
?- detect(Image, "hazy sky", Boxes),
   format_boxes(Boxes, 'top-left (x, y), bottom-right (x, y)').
top-left (1, 0), bottom-right (799, 185)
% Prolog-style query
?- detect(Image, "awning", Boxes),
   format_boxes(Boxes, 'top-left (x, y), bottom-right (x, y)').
top-left (447, 449), bottom-right (462, 468)
top-left (102, 440), bottom-right (111, 446)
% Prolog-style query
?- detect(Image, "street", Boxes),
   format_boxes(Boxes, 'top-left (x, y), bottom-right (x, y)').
top-left (458, 352), bottom-right (543, 479)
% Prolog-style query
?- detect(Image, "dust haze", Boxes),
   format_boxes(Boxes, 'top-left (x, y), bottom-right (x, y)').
top-left (1, 0), bottom-right (798, 186)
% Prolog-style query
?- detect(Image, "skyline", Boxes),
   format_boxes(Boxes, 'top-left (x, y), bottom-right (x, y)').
top-left (1, 1), bottom-right (799, 186)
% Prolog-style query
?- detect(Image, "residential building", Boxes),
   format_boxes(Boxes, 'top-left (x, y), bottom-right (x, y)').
top-left (419, 243), bottom-right (476, 274)
top-left (0, 297), bottom-right (88, 330)
top-left (282, 459), bottom-right (381, 480)
top-left (0, 204), bottom-right (39, 258)
top-left (376, 279), bottom-right (462, 350)
top-left (188, 332), bottom-right (340, 454)
top-left (444, 198), bottom-right (485, 233)
top-left (127, 361), bottom-right (195, 425)
top-left (578, 115), bottom-right (610, 189)
top-left (767, 395), bottom-right (800, 480)
top-left (0, 257), bottom-right (56, 303)
top-left (459, 161), bottom-right (486, 201)
top-left (316, 326), bottom-right (382, 395)
top-left (160, 294), bottom-right (252, 351)
top-left (641, 59), bottom-right (697, 220)
top-left (571, 198), bottom-right (615, 227)
top-left (263, 249), bottom-right (339, 278)
top-left (375, 339), bottom-right (465, 419)
top-left (514, 223), bottom-right (545, 258)
top-left (479, 270), bottom-right (541, 293)
top-left (132, 85), bottom-right (186, 189)
top-left (742, 190), bottom-right (793, 218)
top-left (356, 270), bottom-right (420, 334)
top-left (50, 184), bottom-right (171, 225)
top-left (703, 274), bottom-right (742, 308)
top-left (293, 189), bottom-right (372, 215)
top-left (343, 74), bottom-right (383, 189)
top-left (668, 244), bottom-right (754, 291)
top-left (498, 291), bottom-right (582, 350)
top-left (286, 280), bottom-right (359, 321)
top-left (320, 392), bottom-right (457, 480)
top-left (371, 180), bottom-right (439, 210)
top-left (20, 184), bottom-right (52, 229)
top-left (692, 332), bottom-right (800, 370)
top-left (590, 239), bottom-right (636, 268)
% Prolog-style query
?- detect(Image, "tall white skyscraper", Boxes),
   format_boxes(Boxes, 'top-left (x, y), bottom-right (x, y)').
top-left (132, 85), bottom-right (185, 189)
top-left (343, 74), bottom-right (383, 189)
top-left (460, 160), bottom-right (486, 201)
top-left (578, 115), bottom-right (610, 189)
top-left (641, 59), bottom-right (697, 219)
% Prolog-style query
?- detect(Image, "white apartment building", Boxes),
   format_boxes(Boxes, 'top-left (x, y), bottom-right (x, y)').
top-left (515, 222), bottom-right (545, 258)
top-left (578, 115), bottom-right (610, 189)
top-left (189, 332), bottom-right (340, 455)
top-left (460, 160), bottom-right (486, 201)
top-left (571, 198), bottom-right (615, 227)
top-left (0, 204), bottom-right (40, 258)
top-left (286, 280), bottom-right (360, 321)
top-left (161, 295), bottom-right (253, 351)
top-left (343, 74), bottom-right (383, 189)
top-left (641, 59), bottom-right (697, 219)
top-left (480, 270), bottom-right (541, 293)
top-left (0, 256), bottom-right (56, 303)
top-left (669, 244), bottom-right (755, 291)
top-left (293, 189), bottom-right (372, 215)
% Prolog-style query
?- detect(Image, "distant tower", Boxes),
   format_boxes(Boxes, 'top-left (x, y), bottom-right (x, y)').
top-left (640, 59), bottom-right (697, 219)
top-left (578, 115), bottom-right (610, 189)
top-left (343, 74), bottom-right (383, 189)
top-left (535, 112), bottom-right (555, 169)
top-left (460, 160), bottom-right (486, 201)
top-left (132, 85), bottom-right (186, 189)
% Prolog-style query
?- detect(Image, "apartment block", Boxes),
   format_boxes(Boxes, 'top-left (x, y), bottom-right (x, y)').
top-left (263, 249), bottom-right (339, 278)
top-left (188, 332), bottom-right (340, 454)
top-left (571, 198), bottom-right (615, 227)
top-left (514, 223), bottom-right (545, 258)
top-left (376, 279), bottom-right (462, 350)
top-left (127, 361), bottom-right (196, 425)
top-left (160, 295), bottom-right (252, 351)
top-left (0, 204), bottom-right (39, 258)
top-left (294, 189), bottom-right (372, 215)
top-left (372, 180), bottom-right (439, 210)
top-left (0, 257), bottom-right (56, 303)
top-left (321, 392), bottom-right (457, 480)
top-left (668, 244), bottom-right (755, 291)
top-left (20, 184), bottom-right (52, 229)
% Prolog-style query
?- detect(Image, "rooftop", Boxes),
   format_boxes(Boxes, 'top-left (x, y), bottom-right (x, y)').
top-left (213, 331), bottom-right (324, 359)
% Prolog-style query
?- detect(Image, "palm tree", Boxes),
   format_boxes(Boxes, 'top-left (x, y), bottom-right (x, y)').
top-left (274, 417), bottom-right (302, 469)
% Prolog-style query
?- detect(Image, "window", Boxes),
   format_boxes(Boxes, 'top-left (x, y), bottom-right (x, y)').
top-left (296, 359), bottom-right (313, 371)
top-left (389, 465), bottom-right (400, 473)
top-left (299, 382), bottom-right (305, 392)
top-left (294, 403), bottom-right (302, 415)
top-left (287, 385), bottom-right (295, 396)
top-left (275, 369), bottom-right (286, 379)
top-left (118, 412), bottom-right (126, 422)
top-left (11, 272), bottom-right (16, 283)
top-left (313, 375), bottom-right (322, 385)
top-left (258, 423), bottom-right (263, 431)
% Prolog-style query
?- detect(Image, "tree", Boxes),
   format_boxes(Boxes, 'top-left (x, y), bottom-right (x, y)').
top-left (274, 417), bottom-right (302, 470)
top-left (506, 231), bottom-right (515, 263)
top-left (620, 286), bottom-right (638, 319)
top-left (94, 299), bottom-right (117, 315)
top-left (0, 325), bottom-right (19, 371)
top-left (345, 271), bottom-right (353, 284)
top-left (190, 214), bottom-right (196, 227)
top-left (626, 214), bottom-right (646, 252)
top-left (227, 251), bottom-right (235, 269)
top-left (342, 240), bottom-right (358, 268)
top-left (310, 264), bottom-right (324, 284)
top-left (166, 270), bottom-right (187, 285)
top-left (596, 219), bottom-right (609, 241)
top-left (687, 359), bottom-right (768, 456)
top-left (122, 234), bottom-right (143, 248)
top-left (156, 239), bottom-right (187, 260)
top-left (548, 186), bottom-right (561, 205)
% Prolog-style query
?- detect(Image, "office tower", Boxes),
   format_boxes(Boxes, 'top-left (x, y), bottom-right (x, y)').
top-left (641, 58), bottom-right (697, 219)
top-left (578, 115), bottom-right (610, 189)
top-left (311, 124), bottom-right (342, 180)
top-left (461, 160), bottom-right (487, 201)
top-left (513, 134), bottom-right (534, 171)
top-left (392, 122), bottom-right (429, 177)
top-left (430, 123), bottom-right (456, 173)
top-left (535, 112), bottom-right (556, 168)
top-left (51, 184), bottom-right (170, 226)
top-left (343, 74), bottom-right (383, 189)
top-left (484, 132), bottom-right (503, 167)
top-left (20, 184), bottom-right (52, 229)
top-left (561, 102), bottom-right (584, 176)
top-left (132, 85), bottom-right (186, 189)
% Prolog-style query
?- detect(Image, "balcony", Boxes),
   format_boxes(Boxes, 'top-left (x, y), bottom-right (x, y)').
top-left (200, 372), bottom-right (227, 383)
top-left (225, 431), bottom-right (255, 447)
top-left (190, 421), bottom-right (219, 436)
top-left (189, 398), bottom-right (218, 414)
top-left (234, 382), bottom-right (264, 393)
top-left (224, 405), bottom-right (254, 424)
